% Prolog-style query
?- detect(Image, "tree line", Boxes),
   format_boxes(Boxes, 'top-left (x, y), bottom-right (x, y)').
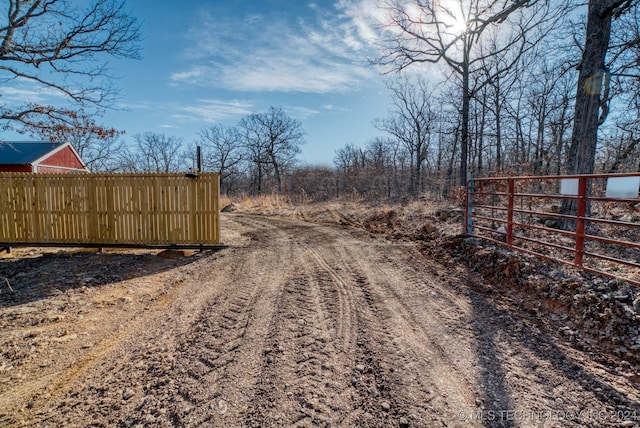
top-left (44, 106), bottom-right (308, 198)
top-left (1, 1), bottom-right (639, 203)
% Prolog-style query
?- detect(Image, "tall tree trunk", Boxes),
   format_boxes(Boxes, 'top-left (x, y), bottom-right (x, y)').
top-left (408, 154), bottom-right (416, 196)
top-left (562, 0), bottom-right (615, 221)
top-left (478, 92), bottom-right (487, 175)
top-left (494, 76), bottom-right (503, 172)
top-left (554, 95), bottom-right (569, 175)
top-left (514, 114), bottom-right (525, 173)
top-left (257, 163), bottom-right (263, 195)
top-left (446, 128), bottom-right (459, 198)
top-left (271, 155), bottom-right (282, 193)
top-left (416, 144), bottom-right (423, 197)
top-left (534, 105), bottom-right (546, 175)
top-left (460, 60), bottom-right (470, 187)
top-left (566, 0), bottom-right (612, 176)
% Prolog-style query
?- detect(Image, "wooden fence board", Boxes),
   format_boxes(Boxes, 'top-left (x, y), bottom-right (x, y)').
top-left (0, 172), bottom-right (220, 247)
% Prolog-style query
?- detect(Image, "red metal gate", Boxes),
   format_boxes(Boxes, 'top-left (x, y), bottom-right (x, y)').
top-left (465, 173), bottom-right (640, 286)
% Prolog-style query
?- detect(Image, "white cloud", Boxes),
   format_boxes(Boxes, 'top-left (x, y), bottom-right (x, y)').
top-left (116, 99), bottom-right (154, 110)
top-left (171, 2), bottom-right (384, 94)
top-left (337, 0), bottom-right (388, 46)
top-left (1, 83), bottom-right (66, 104)
top-left (285, 105), bottom-right (321, 119)
top-left (172, 99), bottom-right (254, 123)
top-left (170, 68), bottom-right (206, 82)
top-left (208, 51), bottom-right (372, 93)
top-left (323, 103), bottom-right (351, 112)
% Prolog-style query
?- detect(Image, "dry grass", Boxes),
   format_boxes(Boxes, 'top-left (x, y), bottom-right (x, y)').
top-left (220, 196), bottom-right (233, 210)
top-left (235, 194), bottom-right (294, 210)
top-left (221, 195), bottom-right (464, 240)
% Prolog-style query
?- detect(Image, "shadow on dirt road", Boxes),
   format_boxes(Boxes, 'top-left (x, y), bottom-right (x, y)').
top-left (0, 250), bottom-right (210, 308)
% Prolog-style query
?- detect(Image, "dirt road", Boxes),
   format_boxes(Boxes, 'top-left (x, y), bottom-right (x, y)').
top-left (2, 213), bottom-right (640, 427)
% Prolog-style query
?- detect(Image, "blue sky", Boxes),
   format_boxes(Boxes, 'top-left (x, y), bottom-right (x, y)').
top-left (101, 0), bottom-right (392, 166)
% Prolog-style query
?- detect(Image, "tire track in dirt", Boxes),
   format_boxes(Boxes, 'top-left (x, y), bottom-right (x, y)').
top-left (245, 238), bottom-right (361, 426)
top-left (171, 282), bottom-right (262, 425)
top-left (166, 216), bottom-right (298, 427)
top-left (21, 215), bottom-right (296, 427)
top-left (10, 212), bottom-right (640, 427)
top-left (355, 252), bottom-right (479, 426)
top-left (301, 225), bottom-right (480, 427)
top-left (305, 244), bottom-right (358, 355)
top-left (304, 242), bottom-right (404, 427)
top-left (239, 216), bottom-right (640, 428)
top-left (244, 219), bottom-right (455, 427)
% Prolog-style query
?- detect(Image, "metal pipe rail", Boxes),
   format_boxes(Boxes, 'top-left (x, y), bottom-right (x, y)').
top-left (465, 173), bottom-right (640, 286)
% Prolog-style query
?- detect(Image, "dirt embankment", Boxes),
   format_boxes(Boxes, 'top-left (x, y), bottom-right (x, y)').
top-left (0, 203), bottom-right (639, 427)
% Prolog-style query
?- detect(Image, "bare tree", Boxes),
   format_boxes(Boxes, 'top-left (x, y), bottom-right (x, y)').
top-left (365, 137), bottom-right (396, 198)
top-left (600, 130), bottom-right (640, 173)
top-left (376, 77), bottom-right (433, 196)
top-left (238, 107), bottom-right (305, 194)
top-left (475, 27), bottom-right (532, 174)
top-left (333, 138), bottom-right (405, 200)
top-left (334, 143), bottom-right (368, 197)
top-left (238, 114), bottom-right (269, 194)
top-left (120, 133), bottom-right (184, 173)
top-left (377, 0), bottom-right (559, 186)
top-left (196, 125), bottom-right (243, 195)
top-left (258, 107), bottom-right (305, 193)
top-left (0, 0), bottom-right (141, 133)
top-left (289, 166), bottom-right (336, 201)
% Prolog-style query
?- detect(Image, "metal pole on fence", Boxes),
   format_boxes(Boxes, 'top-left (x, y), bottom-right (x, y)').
top-left (575, 176), bottom-right (587, 267)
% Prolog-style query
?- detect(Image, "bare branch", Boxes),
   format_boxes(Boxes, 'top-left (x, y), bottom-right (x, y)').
top-left (0, 0), bottom-right (141, 132)
top-left (375, 0), bottom-right (563, 185)
top-left (601, 0), bottom-right (634, 18)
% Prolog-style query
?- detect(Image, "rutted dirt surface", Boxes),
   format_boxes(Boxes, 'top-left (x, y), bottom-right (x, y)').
top-left (1, 212), bottom-right (640, 427)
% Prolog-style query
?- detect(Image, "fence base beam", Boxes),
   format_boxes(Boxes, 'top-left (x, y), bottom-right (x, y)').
top-left (0, 242), bottom-right (228, 251)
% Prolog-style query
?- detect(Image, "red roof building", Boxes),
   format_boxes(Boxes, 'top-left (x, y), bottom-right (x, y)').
top-left (0, 141), bottom-right (89, 173)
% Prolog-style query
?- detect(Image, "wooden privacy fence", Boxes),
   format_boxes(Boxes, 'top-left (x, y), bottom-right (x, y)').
top-left (0, 172), bottom-right (221, 248)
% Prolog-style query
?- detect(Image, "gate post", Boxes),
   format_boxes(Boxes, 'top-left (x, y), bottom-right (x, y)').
top-left (575, 176), bottom-right (587, 267)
